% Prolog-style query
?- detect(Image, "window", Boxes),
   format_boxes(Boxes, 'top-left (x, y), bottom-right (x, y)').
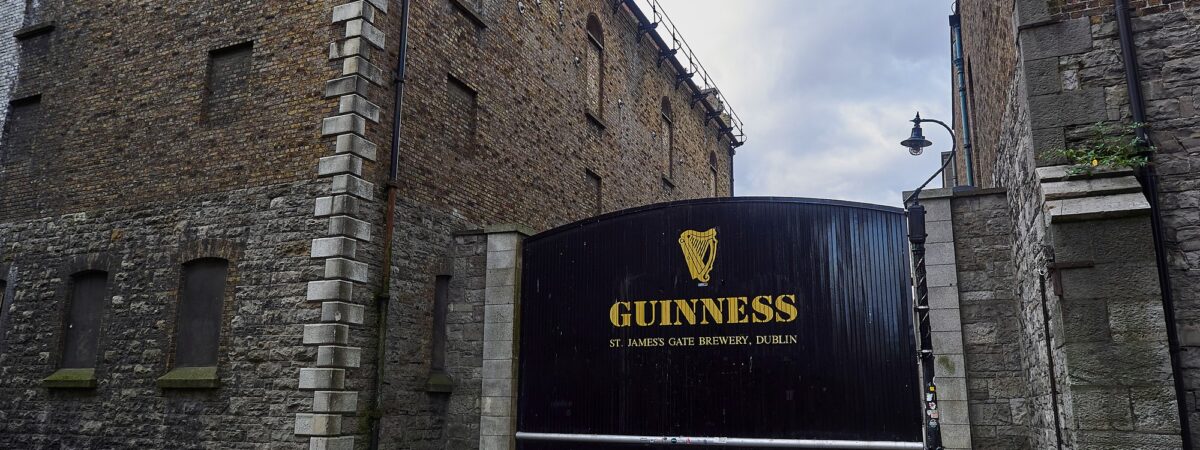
top-left (661, 98), bottom-right (674, 178)
top-left (587, 169), bottom-right (602, 216)
top-left (431, 276), bottom-right (450, 371)
top-left (584, 15), bottom-right (604, 118)
top-left (173, 258), bottom-right (229, 368)
top-left (61, 271), bottom-right (107, 368)
top-left (447, 75), bottom-right (479, 157)
top-left (204, 42), bottom-right (253, 124)
top-left (2, 95), bottom-right (42, 163)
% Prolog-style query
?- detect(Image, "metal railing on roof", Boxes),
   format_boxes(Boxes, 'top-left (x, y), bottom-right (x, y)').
top-left (621, 0), bottom-right (746, 149)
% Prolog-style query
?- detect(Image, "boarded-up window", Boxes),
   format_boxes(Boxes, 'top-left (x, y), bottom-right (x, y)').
top-left (174, 258), bottom-right (229, 367)
top-left (2, 95), bottom-right (42, 163)
top-left (447, 75), bottom-right (479, 157)
top-left (61, 271), bottom-right (106, 369)
top-left (661, 98), bottom-right (674, 178)
top-left (587, 170), bottom-right (602, 216)
top-left (585, 15), bottom-right (604, 116)
top-left (431, 276), bottom-right (451, 371)
top-left (204, 42), bottom-right (253, 124)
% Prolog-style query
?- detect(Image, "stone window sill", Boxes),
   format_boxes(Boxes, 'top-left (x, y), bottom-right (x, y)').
top-left (157, 366), bottom-right (220, 389)
top-left (42, 368), bottom-right (97, 389)
top-left (662, 176), bottom-right (676, 189)
top-left (585, 110), bottom-right (607, 130)
top-left (13, 22), bottom-right (54, 40)
top-left (424, 370), bottom-right (454, 393)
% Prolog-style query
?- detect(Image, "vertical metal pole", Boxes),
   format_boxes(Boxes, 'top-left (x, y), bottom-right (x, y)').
top-left (907, 202), bottom-right (943, 450)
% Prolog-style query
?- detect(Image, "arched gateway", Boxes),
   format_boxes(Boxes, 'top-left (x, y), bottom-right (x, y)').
top-left (516, 197), bottom-right (925, 449)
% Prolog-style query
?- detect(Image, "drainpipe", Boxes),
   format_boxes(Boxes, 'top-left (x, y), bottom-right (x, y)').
top-left (949, 4), bottom-right (975, 187)
top-left (369, 0), bottom-right (411, 448)
top-left (1115, 1), bottom-right (1192, 448)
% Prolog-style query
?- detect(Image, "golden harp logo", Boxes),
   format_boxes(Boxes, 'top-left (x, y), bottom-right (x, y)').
top-left (679, 228), bottom-right (717, 285)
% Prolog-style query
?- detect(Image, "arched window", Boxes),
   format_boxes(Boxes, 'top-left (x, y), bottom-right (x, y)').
top-left (661, 97), bottom-right (674, 178)
top-left (61, 271), bottom-right (107, 369)
top-left (173, 258), bottom-right (229, 368)
top-left (585, 15), bottom-right (604, 118)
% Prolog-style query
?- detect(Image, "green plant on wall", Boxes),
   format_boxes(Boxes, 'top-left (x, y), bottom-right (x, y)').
top-left (1051, 122), bottom-right (1153, 175)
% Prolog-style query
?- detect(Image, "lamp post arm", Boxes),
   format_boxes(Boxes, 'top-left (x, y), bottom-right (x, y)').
top-left (903, 118), bottom-right (958, 207)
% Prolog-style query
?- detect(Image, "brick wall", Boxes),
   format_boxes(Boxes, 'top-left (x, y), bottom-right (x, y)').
top-left (0, 0), bottom-right (739, 448)
top-left (0, 0), bottom-right (26, 138)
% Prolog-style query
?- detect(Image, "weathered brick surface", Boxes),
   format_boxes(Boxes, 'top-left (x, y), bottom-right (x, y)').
top-left (0, 0), bottom-right (736, 448)
top-left (0, 0), bottom-right (26, 139)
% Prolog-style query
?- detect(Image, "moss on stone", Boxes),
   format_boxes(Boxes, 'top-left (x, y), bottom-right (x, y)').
top-left (156, 366), bottom-right (219, 389)
top-left (424, 371), bottom-right (454, 393)
top-left (42, 368), bottom-right (97, 389)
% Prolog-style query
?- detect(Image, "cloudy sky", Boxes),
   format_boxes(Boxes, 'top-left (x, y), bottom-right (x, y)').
top-left (642, 0), bottom-right (955, 207)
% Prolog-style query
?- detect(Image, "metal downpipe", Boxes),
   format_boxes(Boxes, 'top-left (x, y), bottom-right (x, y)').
top-left (370, 0), bottom-right (411, 448)
top-left (1114, 1), bottom-right (1192, 447)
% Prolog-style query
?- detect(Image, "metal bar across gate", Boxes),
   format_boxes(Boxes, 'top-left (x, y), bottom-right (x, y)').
top-left (515, 432), bottom-right (925, 449)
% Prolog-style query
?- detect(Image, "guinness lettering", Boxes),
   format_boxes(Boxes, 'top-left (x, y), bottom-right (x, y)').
top-left (609, 294), bottom-right (798, 327)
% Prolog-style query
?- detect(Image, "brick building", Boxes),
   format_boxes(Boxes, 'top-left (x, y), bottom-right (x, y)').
top-left (0, 0), bottom-right (743, 449)
top-left (914, 0), bottom-right (1200, 448)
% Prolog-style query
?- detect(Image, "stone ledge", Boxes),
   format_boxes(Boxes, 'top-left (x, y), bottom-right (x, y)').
top-left (425, 370), bottom-right (455, 393)
top-left (484, 223), bottom-right (536, 236)
top-left (1046, 192), bottom-right (1150, 223)
top-left (42, 368), bottom-right (97, 389)
top-left (156, 366), bottom-right (219, 389)
top-left (311, 436), bottom-right (355, 450)
top-left (1036, 164), bottom-right (1135, 183)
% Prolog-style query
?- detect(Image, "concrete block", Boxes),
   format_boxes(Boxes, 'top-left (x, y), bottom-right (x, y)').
top-left (329, 37), bottom-right (370, 60)
top-left (335, 134), bottom-right (378, 161)
top-left (321, 114), bottom-right (366, 136)
top-left (303, 324), bottom-right (350, 345)
top-left (480, 415), bottom-right (512, 436)
top-left (1046, 192), bottom-right (1151, 222)
top-left (940, 400), bottom-right (970, 425)
top-left (935, 353), bottom-right (966, 378)
top-left (343, 56), bottom-right (385, 86)
top-left (318, 154), bottom-right (363, 177)
top-left (1025, 56), bottom-right (1061, 96)
top-left (329, 215), bottom-right (372, 241)
top-left (310, 436), bottom-right (355, 450)
top-left (315, 195), bottom-right (361, 217)
top-left (299, 368), bottom-right (346, 390)
top-left (1041, 176), bottom-right (1142, 201)
top-left (1021, 18), bottom-right (1092, 60)
top-left (324, 75), bottom-right (369, 98)
top-left (332, 1), bottom-right (375, 23)
top-left (487, 233), bottom-right (521, 252)
top-left (928, 286), bottom-right (960, 310)
top-left (317, 346), bottom-right (362, 368)
top-left (345, 19), bottom-right (385, 49)
top-left (925, 220), bottom-right (954, 243)
top-left (479, 435), bottom-right (510, 450)
top-left (1029, 88), bottom-right (1107, 128)
top-left (482, 396), bottom-right (512, 417)
top-left (295, 413), bottom-right (343, 436)
top-left (484, 322), bottom-right (514, 342)
top-left (923, 198), bottom-right (952, 221)
top-left (485, 285), bottom-right (515, 305)
top-left (322, 301), bottom-right (366, 325)
top-left (485, 267), bottom-right (516, 287)
top-left (925, 242), bottom-right (956, 266)
top-left (338, 94), bottom-right (381, 123)
top-left (307, 280), bottom-right (354, 302)
top-left (311, 237), bottom-right (358, 259)
top-left (484, 304), bottom-right (514, 323)
top-left (483, 359), bottom-right (513, 380)
top-left (325, 257), bottom-right (369, 282)
top-left (313, 391), bottom-right (359, 414)
top-left (483, 339), bottom-right (513, 360)
top-left (930, 307), bottom-right (962, 332)
top-left (931, 331), bottom-right (965, 355)
top-left (364, 0), bottom-right (388, 14)
top-left (486, 250), bottom-right (516, 270)
top-left (938, 377), bottom-right (969, 401)
top-left (330, 174), bottom-right (374, 200)
top-left (940, 423), bottom-right (973, 449)
top-left (926, 264), bottom-right (958, 288)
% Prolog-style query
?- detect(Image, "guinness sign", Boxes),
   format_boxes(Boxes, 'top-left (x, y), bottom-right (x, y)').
top-left (517, 198), bottom-right (922, 449)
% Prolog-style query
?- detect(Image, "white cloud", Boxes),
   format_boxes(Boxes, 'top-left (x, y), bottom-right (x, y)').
top-left (641, 0), bottom-right (956, 206)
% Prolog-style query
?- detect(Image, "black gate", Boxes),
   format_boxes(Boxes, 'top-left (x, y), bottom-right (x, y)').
top-left (517, 197), bottom-right (922, 449)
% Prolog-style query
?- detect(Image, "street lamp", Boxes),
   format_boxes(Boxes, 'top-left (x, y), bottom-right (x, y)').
top-left (900, 111), bottom-right (955, 450)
